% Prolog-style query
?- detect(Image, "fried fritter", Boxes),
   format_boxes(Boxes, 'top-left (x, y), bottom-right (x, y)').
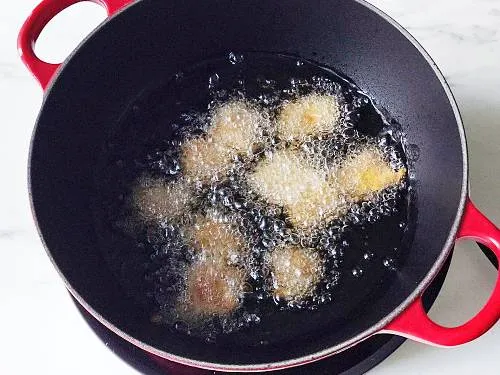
top-left (209, 101), bottom-right (267, 155)
top-left (247, 149), bottom-right (347, 229)
top-left (337, 145), bottom-right (406, 201)
top-left (267, 245), bottom-right (324, 301)
top-left (186, 215), bottom-right (247, 264)
top-left (131, 176), bottom-right (192, 223)
top-left (180, 259), bottom-right (246, 317)
top-left (277, 94), bottom-right (341, 140)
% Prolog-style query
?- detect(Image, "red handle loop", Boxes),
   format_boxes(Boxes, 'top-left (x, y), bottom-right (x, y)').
top-left (382, 198), bottom-right (500, 346)
top-left (18, 0), bottom-right (132, 90)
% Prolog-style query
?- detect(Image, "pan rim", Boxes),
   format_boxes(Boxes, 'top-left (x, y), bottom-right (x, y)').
top-left (28, 0), bottom-right (469, 372)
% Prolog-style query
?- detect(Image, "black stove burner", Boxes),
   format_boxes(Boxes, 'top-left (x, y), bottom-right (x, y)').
top-left (73, 254), bottom-right (452, 375)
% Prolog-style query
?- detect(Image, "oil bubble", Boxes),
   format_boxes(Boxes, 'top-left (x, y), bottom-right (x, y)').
top-left (228, 52), bottom-right (244, 65)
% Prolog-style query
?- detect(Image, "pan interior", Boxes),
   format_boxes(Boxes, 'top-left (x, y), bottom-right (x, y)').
top-left (30, 0), bottom-right (465, 366)
top-left (93, 52), bottom-right (414, 349)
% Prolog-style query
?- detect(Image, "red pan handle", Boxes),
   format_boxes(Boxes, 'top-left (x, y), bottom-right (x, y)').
top-left (382, 198), bottom-right (500, 346)
top-left (18, 0), bottom-right (133, 90)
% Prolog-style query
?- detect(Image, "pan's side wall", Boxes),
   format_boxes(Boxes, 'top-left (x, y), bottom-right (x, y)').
top-left (30, 0), bottom-right (464, 366)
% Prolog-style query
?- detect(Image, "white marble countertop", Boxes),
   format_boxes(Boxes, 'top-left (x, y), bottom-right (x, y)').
top-left (0, 1), bottom-right (498, 374)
